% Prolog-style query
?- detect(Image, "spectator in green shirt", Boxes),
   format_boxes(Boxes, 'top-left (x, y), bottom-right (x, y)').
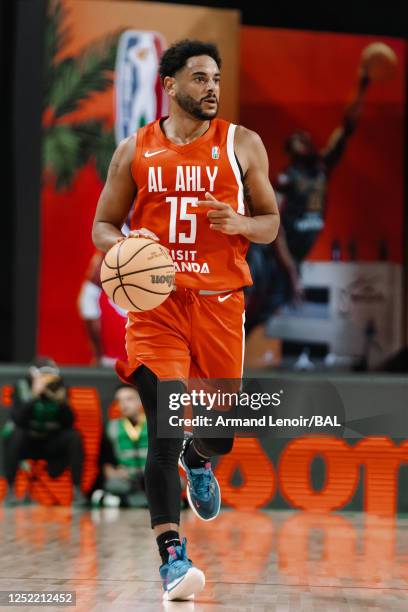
top-left (92, 384), bottom-right (148, 508)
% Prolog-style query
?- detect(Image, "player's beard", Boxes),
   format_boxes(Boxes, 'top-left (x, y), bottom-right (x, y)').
top-left (175, 91), bottom-right (219, 120)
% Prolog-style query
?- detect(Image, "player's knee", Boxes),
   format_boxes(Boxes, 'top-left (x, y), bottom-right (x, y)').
top-left (194, 437), bottom-right (234, 457)
top-left (148, 437), bottom-right (183, 466)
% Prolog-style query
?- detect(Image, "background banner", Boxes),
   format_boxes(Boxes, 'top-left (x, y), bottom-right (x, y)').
top-left (37, 5), bottom-right (406, 372)
top-left (37, 0), bottom-right (239, 365)
top-left (241, 28), bottom-right (406, 370)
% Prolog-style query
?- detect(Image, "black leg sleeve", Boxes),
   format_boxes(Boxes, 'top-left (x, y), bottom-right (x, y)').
top-left (132, 366), bottom-right (184, 528)
top-left (193, 436), bottom-right (234, 458)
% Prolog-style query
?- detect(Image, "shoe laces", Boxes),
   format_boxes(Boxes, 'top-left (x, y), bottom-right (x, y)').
top-left (190, 462), bottom-right (212, 500)
top-left (167, 537), bottom-right (192, 568)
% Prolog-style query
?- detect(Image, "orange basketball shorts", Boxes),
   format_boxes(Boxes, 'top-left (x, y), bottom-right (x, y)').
top-left (115, 288), bottom-right (245, 383)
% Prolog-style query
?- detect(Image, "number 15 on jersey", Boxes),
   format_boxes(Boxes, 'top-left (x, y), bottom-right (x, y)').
top-left (166, 196), bottom-right (198, 244)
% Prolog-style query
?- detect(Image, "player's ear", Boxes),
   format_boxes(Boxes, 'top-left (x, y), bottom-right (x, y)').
top-left (163, 76), bottom-right (176, 97)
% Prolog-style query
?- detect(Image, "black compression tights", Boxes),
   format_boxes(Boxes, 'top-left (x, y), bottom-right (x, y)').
top-left (132, 365), bottom-right (234, 528)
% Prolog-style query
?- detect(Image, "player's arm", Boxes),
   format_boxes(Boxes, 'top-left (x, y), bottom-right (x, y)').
top-left (268, 186), bottom-right (303, 302)
top-left (78, 252), bottom-right (104, 364)
top-left (92, 136), bottom-right (137, 252)
top-left (92, 135), bottom-right (159, 251)
top-left (239, 128), bottom-right (280, 243)
top-left (197, 128), bottom-right (280, 244)
top-left (322, 70), bottom-right (371, 171)
top-left (273, 228), bottom-right (304, 303)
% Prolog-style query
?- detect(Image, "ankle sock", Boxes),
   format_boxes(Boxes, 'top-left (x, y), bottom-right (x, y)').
top-left (157, 530), bottom-right (181, 565)
top-left (183, 439), bottom-right (210, 468)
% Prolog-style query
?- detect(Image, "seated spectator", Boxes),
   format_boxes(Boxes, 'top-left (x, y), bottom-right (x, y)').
top-left (2, 357), bottom-right (87, 507)
top-left (91, 384), bottom-right (148, 508)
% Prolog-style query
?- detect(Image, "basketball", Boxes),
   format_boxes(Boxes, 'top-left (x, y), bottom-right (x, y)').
top-left (360, 42), bottom-right (398, 81)
top-left (100, 238), bottom-right (175, 311)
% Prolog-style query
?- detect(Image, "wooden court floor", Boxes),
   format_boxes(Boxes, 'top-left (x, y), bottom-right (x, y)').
top-left (1, 506), bottom-right (408, 611)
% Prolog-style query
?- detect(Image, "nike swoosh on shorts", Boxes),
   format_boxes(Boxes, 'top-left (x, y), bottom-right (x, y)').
top-left (218, 293), bottom-right (233, 302)
top-left (144, 149), bottom-right (167, 158)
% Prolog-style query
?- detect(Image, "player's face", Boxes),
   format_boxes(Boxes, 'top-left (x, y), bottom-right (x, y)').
top-left (115, 388), bottom-right (143, 419)
top-left (172, 55), bottom-right (220, 120)
top-left (289, 132), bottom-right (316, 158)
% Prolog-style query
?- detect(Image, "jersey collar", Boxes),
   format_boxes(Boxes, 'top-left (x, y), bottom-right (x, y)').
top-left (153, 116), bottom-right (217, 154)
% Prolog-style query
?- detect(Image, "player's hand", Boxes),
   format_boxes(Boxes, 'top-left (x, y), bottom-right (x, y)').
top-left (288, 269), bottom-right (304, 306)
top-left (116, 228), bottom-right (159, 243)
top-left (197, 192), bottom-right (248, 236)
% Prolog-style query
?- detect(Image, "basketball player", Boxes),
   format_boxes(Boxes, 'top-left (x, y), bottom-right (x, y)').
top-left (246, 69), bottom-right (371, 335)
top-left (92, 39), bottom-right (279, 601)
top-left (78, 250), bottom-right (128, 366)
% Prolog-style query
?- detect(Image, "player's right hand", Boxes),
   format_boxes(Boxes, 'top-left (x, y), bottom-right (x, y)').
top-left (116, 228), bottom-right (159, 242)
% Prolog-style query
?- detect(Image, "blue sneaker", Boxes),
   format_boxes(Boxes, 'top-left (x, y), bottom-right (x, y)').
top-left (160, 538), bottom-right (205, 601)
top-left (179, 435), bottom-right (221, 521)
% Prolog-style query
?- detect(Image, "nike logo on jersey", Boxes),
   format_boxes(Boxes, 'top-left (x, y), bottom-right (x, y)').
top-left (218, 293), bottom-right (233, 302)
top-left (144, 149), bottom-right (167, 158)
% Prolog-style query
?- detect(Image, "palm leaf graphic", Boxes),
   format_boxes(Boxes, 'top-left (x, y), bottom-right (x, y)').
top-left (43, 0), bottom-right (70, 111)
top-left (49, 34), bottom-right (120, 119)
top-left (43, 0), bottom-right (121, 190)
top-left (43, 124), bottom-right (82, 190)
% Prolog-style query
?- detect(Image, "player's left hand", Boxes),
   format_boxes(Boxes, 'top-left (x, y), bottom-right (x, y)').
top-left (197, 192), bottom-right (248, 236)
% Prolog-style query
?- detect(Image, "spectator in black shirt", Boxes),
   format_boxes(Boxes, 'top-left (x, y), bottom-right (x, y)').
top-left (2, 358), bottom-right (87, 507)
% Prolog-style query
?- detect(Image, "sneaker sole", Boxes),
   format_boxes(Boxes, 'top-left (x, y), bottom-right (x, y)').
top-left (178, 457), bottom-right (221, 522)
top-left (163, 567), bottom-right (205, 601)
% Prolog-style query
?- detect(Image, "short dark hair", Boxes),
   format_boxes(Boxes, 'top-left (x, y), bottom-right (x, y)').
top-left (159, 39), bottom-right (221, 82)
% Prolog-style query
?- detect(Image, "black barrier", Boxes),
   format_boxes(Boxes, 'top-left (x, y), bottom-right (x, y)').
top-left (157, 377), bottom-right (347, 438)
top-left (1, 366), bottom-right (408, 512)
top-left (157, 375), bottom-right (408, 438)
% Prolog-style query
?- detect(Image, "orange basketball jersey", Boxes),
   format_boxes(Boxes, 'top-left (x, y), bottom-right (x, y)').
top-left (130, 117), bottom-right (253, 291)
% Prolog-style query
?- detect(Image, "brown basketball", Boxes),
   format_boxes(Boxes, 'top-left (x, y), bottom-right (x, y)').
top-left (360, 42), bottom-right (398, 82)
top-left (100, 238), bottom-right (175, 311)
